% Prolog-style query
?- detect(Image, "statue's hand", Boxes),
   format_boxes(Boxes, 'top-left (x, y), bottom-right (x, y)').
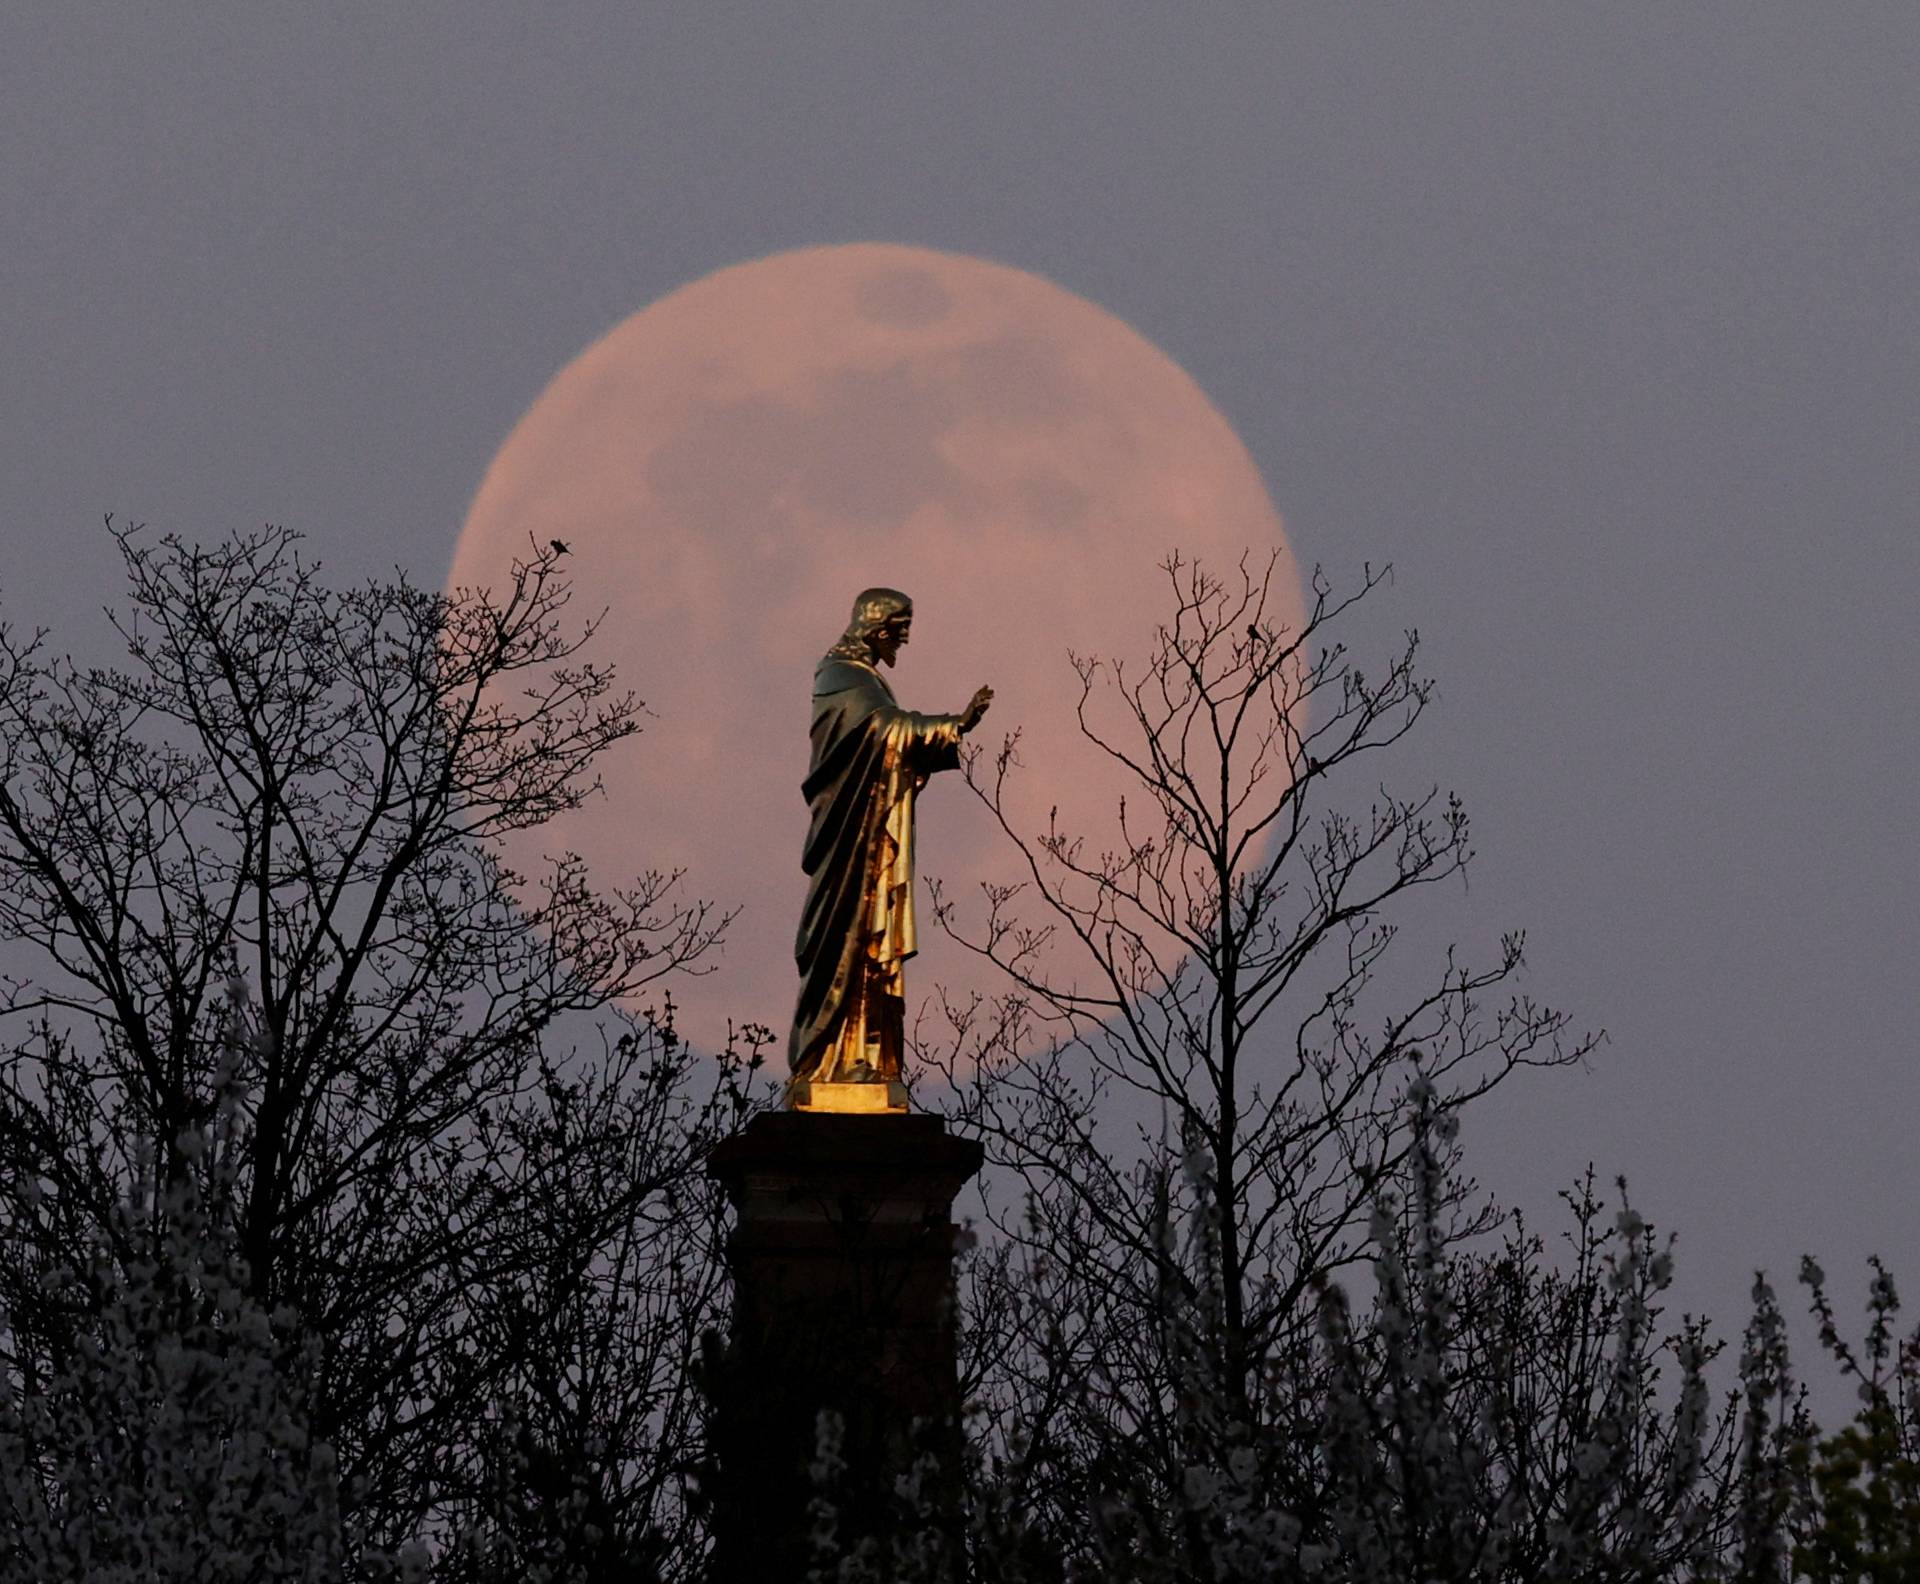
top-left (961, 684), bottom-right (994, 733)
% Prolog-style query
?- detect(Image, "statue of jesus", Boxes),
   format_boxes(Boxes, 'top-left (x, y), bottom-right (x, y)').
top-left (788, 588), bottom-right (992, 1111)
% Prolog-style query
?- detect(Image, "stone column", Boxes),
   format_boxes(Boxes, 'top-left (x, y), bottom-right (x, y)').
top-left (705, 1110), bottom-right (982, 1582)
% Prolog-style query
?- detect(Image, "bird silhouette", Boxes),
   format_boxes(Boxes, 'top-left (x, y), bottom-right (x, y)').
top-left (550, 538), bottom-right (571, 555)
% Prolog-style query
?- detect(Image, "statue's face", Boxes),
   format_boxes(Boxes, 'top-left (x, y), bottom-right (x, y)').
top-left (872, 614), bottom-right (911, 668)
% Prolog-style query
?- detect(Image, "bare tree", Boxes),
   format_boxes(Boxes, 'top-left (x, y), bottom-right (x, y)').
top-left (923, 552), bottom-right (1595, 1555)
top-left (610, 549), bottom-right (1910, 1584)
top-left (435, 1011), bottom-right (772, 1583)
top-left (0, 521), bottom-right (734, 1566)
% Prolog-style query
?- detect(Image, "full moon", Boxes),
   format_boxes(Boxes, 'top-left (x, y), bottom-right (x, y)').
top-left (450, 242), bottom-right (1299, 1051)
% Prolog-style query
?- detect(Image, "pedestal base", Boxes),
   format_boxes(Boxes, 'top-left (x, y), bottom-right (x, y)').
top-left (788, 1076), bottom-right (909, 1113)
top-left (705, 1111), bottom-right (982, 1582)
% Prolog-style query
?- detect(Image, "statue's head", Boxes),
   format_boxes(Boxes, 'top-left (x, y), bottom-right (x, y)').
top-left (840, 587), bottom-right (912, 668)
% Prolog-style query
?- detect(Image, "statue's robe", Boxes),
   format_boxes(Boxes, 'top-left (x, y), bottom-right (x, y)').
top-left (790, 653), bottom-right (965, 1085)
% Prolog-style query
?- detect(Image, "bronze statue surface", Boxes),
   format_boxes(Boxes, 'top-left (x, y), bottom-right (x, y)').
top-left (789, 588), bottom-right (991, 1112)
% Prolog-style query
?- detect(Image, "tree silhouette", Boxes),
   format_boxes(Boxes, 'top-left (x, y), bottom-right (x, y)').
top-left (6, 532), bottom-right (1914, 1580)
top-left (0, 521), bottom-right (736, 1571)
top-left (926, 554), bottom-right (1589, 1521)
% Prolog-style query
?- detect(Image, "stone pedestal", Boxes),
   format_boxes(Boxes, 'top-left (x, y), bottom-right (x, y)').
top-left (705, 1111), bottom-right (982, 1582)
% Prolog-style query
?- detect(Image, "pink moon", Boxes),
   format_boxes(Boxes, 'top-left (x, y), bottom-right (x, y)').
top-left (449, 242), bottom-right (1300, 1052)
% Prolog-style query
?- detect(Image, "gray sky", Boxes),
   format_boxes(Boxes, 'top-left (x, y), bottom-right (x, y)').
top-left (4, 4), bottom-right (1915, 1412)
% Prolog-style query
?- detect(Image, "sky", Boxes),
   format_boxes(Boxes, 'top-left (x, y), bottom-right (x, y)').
top-left (3, 4), bottom-right (1916, 1416)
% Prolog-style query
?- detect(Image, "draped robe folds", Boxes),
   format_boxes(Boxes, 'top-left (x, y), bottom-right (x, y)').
top-left (790, 655), bottom-right (965, 1086)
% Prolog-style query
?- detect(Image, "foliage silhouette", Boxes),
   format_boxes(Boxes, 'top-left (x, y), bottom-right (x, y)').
top-left (2, 534), bottom-right (1914, 1579)
top-left (0, 522), bottom-right (743, 1577)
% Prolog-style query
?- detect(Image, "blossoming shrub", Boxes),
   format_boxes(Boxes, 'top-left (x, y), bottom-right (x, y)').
top-left (0, 1128), bottom-right (345, 1583)
top-left (1790, 1256), bottom-right (1920, 1581)
top-left (808, 1083), bottom-right (1920, 1581)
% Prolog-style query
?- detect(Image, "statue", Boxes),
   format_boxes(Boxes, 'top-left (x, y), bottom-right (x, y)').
top-left (789, 589), bottom-right (992, 1111)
